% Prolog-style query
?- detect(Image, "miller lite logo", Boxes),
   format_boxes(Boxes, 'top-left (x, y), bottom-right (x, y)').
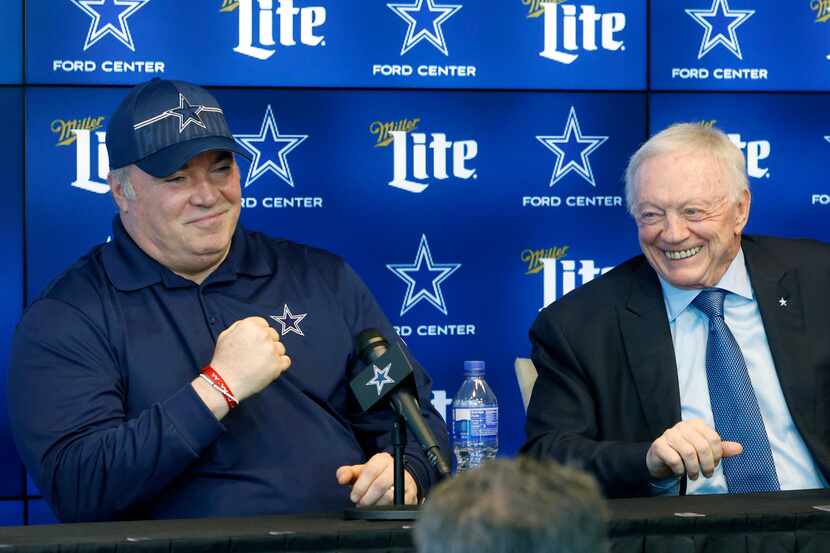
top-left (521, 245), bottom-right (570, 275)
top-left (521, 245), bottom-right (613, 307)
top-left (51, 115), bottom-right (106, 147)
top-left (523, 0), bottom-right (559, 19)
top-left (228, 0), bottom-right (327, 60)
top-left (812, 0), bottom-right (830, 59)
top-left (388, 130), bottom-right (478, 193)
top-left (811, 0), bottom-right (830, 22)
top-left (370, 118), bottom-right (421, 147)
top-left (527, 252), bottom-right (614, 308)
top-left (69, 128), bottom-right (111, 194)
top-left (539, 1), bottom-right (626, 64)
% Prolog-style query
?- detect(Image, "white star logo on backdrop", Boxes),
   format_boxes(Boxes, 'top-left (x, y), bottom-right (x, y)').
top-left (366, 363), bottom-right (396, 395)
top-left (537, 106), bottom-right (608, 188)
top-left (387, 234), bottom-right (461, 316)
top-left (270, 304), bottom-right (307, 337)
top-left (234, 105), bottom-right (308, 189)
top-left (824, 136), bottom-right (830, 144)
top-left (686, 0), bottom-right (754, 60)
top-left (133, 93), bottom-right (224, 133)
top-left (387, 0), bottom-right (462, 56)
top-left (71, 0), bottom-right (149, 52)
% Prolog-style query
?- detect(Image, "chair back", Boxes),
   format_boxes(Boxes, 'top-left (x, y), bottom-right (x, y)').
top-left (514, 357), bottom-right (538, 412)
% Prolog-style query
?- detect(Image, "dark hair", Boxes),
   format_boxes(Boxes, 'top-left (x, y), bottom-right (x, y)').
top-left (414, 457), bottom-right (607, 553)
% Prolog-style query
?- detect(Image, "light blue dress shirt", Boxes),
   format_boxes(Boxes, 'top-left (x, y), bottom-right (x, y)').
top-left (658, 249), bottom-right (827, 494)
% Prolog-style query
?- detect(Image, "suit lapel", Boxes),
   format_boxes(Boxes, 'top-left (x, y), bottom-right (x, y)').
top-left (742, 237), bottom-right (813, 437)
top-left (619, 259), bottom-right (682, 438)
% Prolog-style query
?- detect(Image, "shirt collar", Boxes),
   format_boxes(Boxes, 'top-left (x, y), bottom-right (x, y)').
top-left (103, 216), bottom-right (272, 291)
top-left (658, 248), bottom-right (753, 322)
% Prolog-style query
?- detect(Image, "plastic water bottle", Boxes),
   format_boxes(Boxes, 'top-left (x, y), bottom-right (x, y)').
top-left (452, 360), bottom-right (498, 472)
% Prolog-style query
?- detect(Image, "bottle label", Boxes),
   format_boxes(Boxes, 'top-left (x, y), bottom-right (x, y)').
top-left (453, 407), bottom-right (498, 439)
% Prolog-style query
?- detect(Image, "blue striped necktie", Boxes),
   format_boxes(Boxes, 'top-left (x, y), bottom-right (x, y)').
top-left (692, 288), bottom-right (780, 493)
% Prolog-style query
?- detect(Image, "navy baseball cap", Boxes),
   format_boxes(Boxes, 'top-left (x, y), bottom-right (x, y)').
top-left (106, 78), bottom-right (250, 178)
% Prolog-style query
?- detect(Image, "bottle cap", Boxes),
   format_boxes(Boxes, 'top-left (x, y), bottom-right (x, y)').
top-left (464, 360), bottom-right (485, 376)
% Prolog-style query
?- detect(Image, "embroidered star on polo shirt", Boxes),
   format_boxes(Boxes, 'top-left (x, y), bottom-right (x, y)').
top-left (271, 304), bottom-right (307, 337)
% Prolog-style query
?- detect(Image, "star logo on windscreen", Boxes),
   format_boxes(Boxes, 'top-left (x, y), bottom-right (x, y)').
top-left (537, 106), bottom-right (608, 188)
top-left (366, 363), bottom-right (396, 395)
top-left (686, 0), bottom-right (754, 60)
top-left (387, 234), bottom-right (461, 316)
top-left (71, 0), bottom-right (150, 52)
top-left (271, 304), bottom-right (307, 337)
top-left (388, 0), bottom-right (462, 56)
top-left (234, 105), bottom-right (309, 189)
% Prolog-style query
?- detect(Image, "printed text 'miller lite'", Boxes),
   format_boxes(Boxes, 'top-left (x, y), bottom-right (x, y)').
top-left (539, 2), bottom-right (626, 64)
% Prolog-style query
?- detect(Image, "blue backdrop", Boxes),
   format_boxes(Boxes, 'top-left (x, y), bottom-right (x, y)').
top-left (3, 0), bottom-right (830, 525)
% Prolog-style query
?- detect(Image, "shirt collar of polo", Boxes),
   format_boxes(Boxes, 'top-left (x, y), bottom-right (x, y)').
top-left (102, 216), bottom-right (272, 291)
top-left (658, 248), bottom-right (754, 322)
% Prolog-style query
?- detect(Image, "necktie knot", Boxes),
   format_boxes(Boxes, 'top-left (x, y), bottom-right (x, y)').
top-left (692, 288), bottom-right (726, 320)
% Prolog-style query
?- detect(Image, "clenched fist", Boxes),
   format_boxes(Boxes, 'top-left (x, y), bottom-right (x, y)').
top-left (209, 316), bottom-right (291, 402)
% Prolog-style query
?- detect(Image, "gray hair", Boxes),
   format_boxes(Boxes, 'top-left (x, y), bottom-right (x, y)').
top-left (109, 166), bottom-right (136, 200)
top-left (624, 123), bottom-right (749, 214)
top-left (414, 457), bottom-right (607, 553)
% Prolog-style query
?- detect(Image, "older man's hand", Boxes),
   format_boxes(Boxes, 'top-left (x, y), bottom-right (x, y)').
top-left (209, 316), bottom-right (291, 401)
top-left (646, 419), bottom-right (743, 480)
top-left (336, 453), bottom-right (418, 506)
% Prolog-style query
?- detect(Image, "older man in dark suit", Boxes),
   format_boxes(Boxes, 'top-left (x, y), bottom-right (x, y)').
top-left (522, 123), bottom-right (830, 498)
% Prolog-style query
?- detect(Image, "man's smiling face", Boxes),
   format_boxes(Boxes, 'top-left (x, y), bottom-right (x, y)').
top-left (632, 150), bottom-right (750, 289)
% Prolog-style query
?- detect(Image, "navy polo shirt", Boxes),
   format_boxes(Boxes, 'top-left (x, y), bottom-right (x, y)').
top-left (9, 217), bottom-right (447, 522)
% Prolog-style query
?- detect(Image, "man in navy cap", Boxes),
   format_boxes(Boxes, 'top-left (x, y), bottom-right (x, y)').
top-left (9, 79), bottom-right (448, 522)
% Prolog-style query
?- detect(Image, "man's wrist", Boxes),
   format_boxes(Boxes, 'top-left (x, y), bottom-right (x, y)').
top-left (191, 376), bottom-right (230, 420)
top-left (200, 365), bottom-right (239, 409)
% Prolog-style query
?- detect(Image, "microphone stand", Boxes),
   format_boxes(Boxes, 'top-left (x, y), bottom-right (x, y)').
top-left (344, 414), bottom-right (420, 520)
top-left (392, 416), bottom-right (406, 506)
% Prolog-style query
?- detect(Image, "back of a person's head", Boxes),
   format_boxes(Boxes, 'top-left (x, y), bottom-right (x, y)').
top-left (414, 457), bottom-right (608, 553)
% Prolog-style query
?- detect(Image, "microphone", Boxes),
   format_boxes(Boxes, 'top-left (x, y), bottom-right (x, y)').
top-left (350, 329), bottom-right (451, 477)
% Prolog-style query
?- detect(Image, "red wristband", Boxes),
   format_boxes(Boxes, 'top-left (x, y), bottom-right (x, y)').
top-left (200, 365), bottom-right (239, 410)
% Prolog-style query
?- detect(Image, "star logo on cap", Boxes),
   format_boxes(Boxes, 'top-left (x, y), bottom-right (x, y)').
top-left (366, 363), bottom-right (396, 395)
top-left (167, 94), bottom-right (210, 132)
top-left (388, 0), bottom-right (462, 56)
top-left (71, 0), bottom-right (149, 52)
top-left (537, 106), bottom-right (608, 188)
top-left (778, 297), bottom-right (788, 307)
top-left (133, 93), bottom-right (224, 134)
top-left (234, 105), bottom-right (309, 189)
top-left (271, 304), bottom-right (307, 337)
top-left (387, 234), bottom-right (461, 316)
top-left (686, 0), bottom-right (754, 60)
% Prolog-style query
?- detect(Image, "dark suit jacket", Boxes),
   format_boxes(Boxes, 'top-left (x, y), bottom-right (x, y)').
top-left (521, 235), bottom-right (830, 498)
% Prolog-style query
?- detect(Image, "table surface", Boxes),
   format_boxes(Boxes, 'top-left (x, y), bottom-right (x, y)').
top-left (0, 489), bottom-right (827, 551)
